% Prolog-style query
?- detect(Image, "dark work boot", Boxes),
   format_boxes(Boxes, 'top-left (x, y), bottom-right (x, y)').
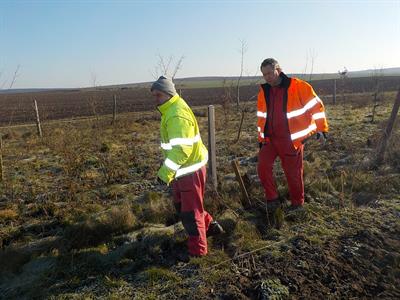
top-left (206, 221), bottom-right (225, 237)
top-left (266, 198), bottom-right (282, 228)
top-left (285, 204), bottom-right (307, 222)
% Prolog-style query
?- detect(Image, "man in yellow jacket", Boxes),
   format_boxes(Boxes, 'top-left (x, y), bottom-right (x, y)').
top-left (151, 76), bottom-right (223, 257)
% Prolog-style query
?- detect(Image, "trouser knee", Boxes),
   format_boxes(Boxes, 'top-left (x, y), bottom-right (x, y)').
top-left (180, 211), bottom-right (199, 236)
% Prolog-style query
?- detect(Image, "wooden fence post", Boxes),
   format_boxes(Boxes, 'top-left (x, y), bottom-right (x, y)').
top-left (375, 88), bottom-right (400, 165)
top-left (208, 105), bottom-right (218, 190)
top-left (0, 134), bottom-right (3, 182)
top-left (112, 94), bottom-right (117, 124)
top-left (34, 99), bottom-right (43, 138)
top-left (341, 77), bottom-right (346, 106)
top-left (333, 79), bottom-right (337, 105)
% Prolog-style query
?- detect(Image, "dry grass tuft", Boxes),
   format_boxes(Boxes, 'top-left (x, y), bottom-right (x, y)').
top-left (137, 191), bottom-right (176, 225)
top-left (0, 209), bottom-right (18, 221)
top-left (63, 205), bottom-right (136, 249)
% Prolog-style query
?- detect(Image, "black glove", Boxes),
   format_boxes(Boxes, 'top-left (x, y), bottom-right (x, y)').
top-left (316, 132), bottom-right (328, 143)
top-left (156, 176), bottom-right (165, 185)
top-left (154, 176), bottom-right (171, 192)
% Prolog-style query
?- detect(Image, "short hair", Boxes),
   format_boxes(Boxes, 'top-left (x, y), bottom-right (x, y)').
top-left (260, 58), bottom-right (281, 71)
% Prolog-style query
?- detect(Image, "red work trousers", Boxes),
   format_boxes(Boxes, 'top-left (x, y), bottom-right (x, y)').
top-left (257, 137), bottom-right (305, 206)
top-left (172, 166), bottom-right (213, 256)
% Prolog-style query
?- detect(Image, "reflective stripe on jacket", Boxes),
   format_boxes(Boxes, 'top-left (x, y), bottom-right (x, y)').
top-left (257, 72), bottom-right (329, 149)
top-left (158, 94), bottom-right (208, 184)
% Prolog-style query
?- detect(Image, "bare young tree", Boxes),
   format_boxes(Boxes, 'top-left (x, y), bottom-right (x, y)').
top-left (245, 67), bottom-right (264, 102)
top-left (302, 51), bottom-right (309, 79)
top-left (233, 41), bottom-right (263, 144)
top-left (308, 49), bottom-right (317, 82)
top-left (158, 54), bottom-right (173, 77)
top-left (221, 78), bottom-right (233, 123)
top-left (236, 39), bottom-right (247, 108)
top-left (151, 54), bottom-right (185, 94)
top-left (0, 65), bottom-right (22, 127)
top-left (370, 67), bottom-right (384, 123)
top-left (90, 71), bottom-right (98, 88)
top-left (8, 65), bottom-right (20, 89)
top-left (151, 54), bottom-right (184, 79)
top-left (171, 55), bottom-right (185, 80)
top-left (87, 71), bottom-right (100, 121)
top-left (375, 87), bottom-right (400, 166)
top-left (338, 67), bottom-right (348, 105)
top-left (0, 65), bottom-right (21, 89)
top-left (302, 49), bottom-right (316, 81)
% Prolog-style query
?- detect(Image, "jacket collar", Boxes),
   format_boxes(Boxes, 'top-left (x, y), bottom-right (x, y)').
top-left (158, 94), bottom-right (179, 114)
top-left (278, 72), bottom-right (291, 88)
top-left (262, 72), bottom-right (291, 89)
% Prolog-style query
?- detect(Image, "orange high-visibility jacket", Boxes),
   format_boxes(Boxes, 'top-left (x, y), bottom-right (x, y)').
top-left (257, 72), bottom-right (328, 149)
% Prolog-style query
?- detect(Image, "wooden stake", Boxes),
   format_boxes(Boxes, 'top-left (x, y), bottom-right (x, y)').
top-left (231, 159), bottom-right (251, 207)
top-left (208, 105), bottom-right (218, 189)
top-left (0, 134), bottom-right (3, 182)
top-left (375, 88), bottom-right (400, 165)
top-left (333, 79), bottom-right (337, 105)
top-left (340, 171), bottom-right (345, 208)
top-left (34, 99), bottom-right (43, 138)
top-left (112, 94), bottom-right (117, 124)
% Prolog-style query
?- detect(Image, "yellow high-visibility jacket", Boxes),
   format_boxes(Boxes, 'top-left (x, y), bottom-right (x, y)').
top-left (157, 94), bottom-right (208, 184)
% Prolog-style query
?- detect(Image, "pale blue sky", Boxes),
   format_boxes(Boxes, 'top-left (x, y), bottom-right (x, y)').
top-left (1, 0), bottom-right (399, 88)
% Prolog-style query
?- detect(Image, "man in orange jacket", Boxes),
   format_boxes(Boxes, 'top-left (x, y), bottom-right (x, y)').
top-left (256, 58), bottom-right (328, 222)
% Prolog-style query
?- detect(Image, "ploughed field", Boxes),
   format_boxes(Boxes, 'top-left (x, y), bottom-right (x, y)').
top-left (1, 76), bottom-right (399, 126)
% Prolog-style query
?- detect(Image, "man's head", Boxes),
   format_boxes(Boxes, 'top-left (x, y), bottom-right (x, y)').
top-left (151, 76), bottom-right (177, 106)
top-left (260, 58), bottom-right (282, 86)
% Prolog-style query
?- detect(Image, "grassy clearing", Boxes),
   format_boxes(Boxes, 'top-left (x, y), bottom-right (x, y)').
top-left (0, 91), bottom-right (399, 299)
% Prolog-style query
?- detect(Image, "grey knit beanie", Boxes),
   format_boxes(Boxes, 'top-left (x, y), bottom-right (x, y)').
top-left (150, 76), bottom-right (177, 96)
